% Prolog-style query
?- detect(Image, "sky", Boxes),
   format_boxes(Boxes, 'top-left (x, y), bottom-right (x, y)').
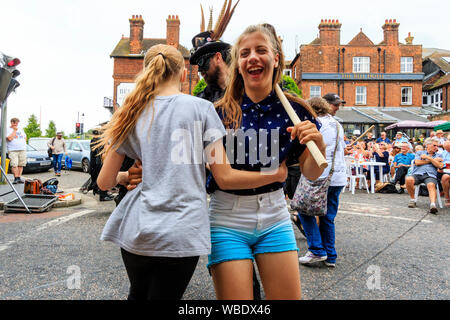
top-left (1, 0), bottom-right (449, 135)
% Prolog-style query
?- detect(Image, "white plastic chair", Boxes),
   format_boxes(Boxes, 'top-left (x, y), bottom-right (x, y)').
top-left (414, 182), bottom-right (443, 208)
top-left (345, 158), bottom-right (369, 195)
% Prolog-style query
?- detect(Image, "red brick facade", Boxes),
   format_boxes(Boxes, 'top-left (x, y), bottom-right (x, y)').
top-left (291, 19), bottom-right (423, 107)
top-left (111, 15), bottom-right (199, 111)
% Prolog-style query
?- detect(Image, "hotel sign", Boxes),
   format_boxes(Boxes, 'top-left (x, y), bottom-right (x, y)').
top-left (302, 73), bottom-right (424, 81)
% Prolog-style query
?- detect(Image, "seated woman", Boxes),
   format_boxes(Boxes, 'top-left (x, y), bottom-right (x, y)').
top-left (367, 142), bottom-right (390, 184)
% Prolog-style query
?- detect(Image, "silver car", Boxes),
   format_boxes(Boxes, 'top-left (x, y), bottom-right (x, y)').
top-left (65, 139), bottom-right (91, 173)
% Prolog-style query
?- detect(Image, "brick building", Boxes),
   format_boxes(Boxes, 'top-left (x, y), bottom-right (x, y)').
top-left (290, 19), bottom-right (439, 137)
top-left (422, 49), bottom-right (450, 113)
top-left (108, 15), bottom-right (200, 112)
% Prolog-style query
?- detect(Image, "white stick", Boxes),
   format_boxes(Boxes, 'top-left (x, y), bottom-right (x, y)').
top-left (274, 84), bottom-right (328, 169)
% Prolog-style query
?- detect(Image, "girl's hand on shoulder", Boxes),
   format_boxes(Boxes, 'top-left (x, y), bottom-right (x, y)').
top-left (286, 121), bottom-right (326, 152)
top-left (127, 160), bottom-right (143, 190)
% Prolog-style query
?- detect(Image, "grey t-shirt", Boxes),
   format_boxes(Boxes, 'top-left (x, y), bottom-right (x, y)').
top-left (100, 94), bottom-right (226, 257)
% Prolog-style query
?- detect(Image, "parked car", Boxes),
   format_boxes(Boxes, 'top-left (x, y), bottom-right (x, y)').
top-left (65, 139), bottom-right (91, 173)
top-left (23, 144), bottom-right (53, 173)
top-left (0, 144), bottom-right (52, 174)
top-left (28, 137), bottom-right (51, 151)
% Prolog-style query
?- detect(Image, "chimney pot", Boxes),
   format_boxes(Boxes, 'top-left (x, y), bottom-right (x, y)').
top-left (385, 19), bottom-right (388, 24)
top-left (393, 19), bottom-right (396, 23)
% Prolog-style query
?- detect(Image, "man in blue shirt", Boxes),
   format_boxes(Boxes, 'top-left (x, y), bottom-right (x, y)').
top-left (393, 142), bottom-right (415, 194)
top-left (394, 131), bottom-right (409, 144)
top-left (376, 131), bottom-right (391, 144)
top-left (405, 139), bottom-right (443, 214)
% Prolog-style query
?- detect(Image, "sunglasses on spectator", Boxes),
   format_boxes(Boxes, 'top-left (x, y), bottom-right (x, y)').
top-left (197, 53), bottom-right (216, 72)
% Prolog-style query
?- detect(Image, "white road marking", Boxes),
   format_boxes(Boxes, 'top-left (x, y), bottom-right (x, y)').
top-left (339, 210), bottom-right (433, 224)
top-left (0, 209), bottom-right (94, 252)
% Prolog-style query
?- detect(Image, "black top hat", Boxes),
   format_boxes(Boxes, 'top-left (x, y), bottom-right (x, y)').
top-left (189, 31), bottom-right (231, 65)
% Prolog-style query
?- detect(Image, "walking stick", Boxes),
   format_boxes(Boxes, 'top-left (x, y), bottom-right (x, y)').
top-left (274, 84), bottom-right (328, 169)
top-left (350, 125), bottom-right (375, 147)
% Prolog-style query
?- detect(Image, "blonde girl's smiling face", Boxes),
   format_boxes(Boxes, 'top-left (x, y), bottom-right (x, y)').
top-left (237, 31), bottom-right (279, 100)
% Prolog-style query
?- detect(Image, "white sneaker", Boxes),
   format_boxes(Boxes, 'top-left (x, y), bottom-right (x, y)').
top-left (324, 261), bottom-right (336, 267)
top-left (298, 251), bottom-right (327, 265)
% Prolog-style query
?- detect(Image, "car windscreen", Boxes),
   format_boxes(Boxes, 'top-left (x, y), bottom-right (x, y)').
top-left (81, 141), bottom-right (91, 151)
top-left (29, 139), bottom-right (50, 150)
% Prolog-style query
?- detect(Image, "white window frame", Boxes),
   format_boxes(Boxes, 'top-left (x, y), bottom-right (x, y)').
top-left (355, 86), bottom-right (367, 105)
top-left (401, 87), bottom-right (412, 105)
top-left (353, 57), bottom-right (370, 73)
top-left (310, 86), bottom-right (321, 98)
top-left (401, 57), bottom-right (413, 73)
top-left (283, 69), bottom-right (292, 77)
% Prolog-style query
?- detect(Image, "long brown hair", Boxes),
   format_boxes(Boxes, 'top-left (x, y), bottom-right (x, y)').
top-left (215, 23), bottom-right (316, 129)
top-left (94, 44), bottom-right (185, 155)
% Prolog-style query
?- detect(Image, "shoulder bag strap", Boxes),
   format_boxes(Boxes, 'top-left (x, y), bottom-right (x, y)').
top-left (328, 119), bottom-right (340, 176)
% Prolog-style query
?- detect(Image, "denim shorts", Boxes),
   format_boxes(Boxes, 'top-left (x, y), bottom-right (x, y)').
top-left (207, 189), bottom-right (298, 269)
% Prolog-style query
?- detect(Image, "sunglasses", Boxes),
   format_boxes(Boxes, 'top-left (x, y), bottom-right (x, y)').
top-left (197, 53), bottom-right (216, 72)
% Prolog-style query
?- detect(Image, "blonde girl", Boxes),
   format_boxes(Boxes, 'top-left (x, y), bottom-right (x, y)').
top-left (207, 24), bottom-right (326, 300)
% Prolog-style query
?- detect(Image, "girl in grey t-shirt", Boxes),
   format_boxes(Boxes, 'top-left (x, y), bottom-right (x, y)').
top-left (94, 44), bottom-right (287, 300)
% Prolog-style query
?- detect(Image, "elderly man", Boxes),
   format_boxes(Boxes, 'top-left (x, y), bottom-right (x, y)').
top-left (393, 142), bottom-right (415, 194)
top-left (376, 131), bottom-right (391, 144)
top-left (406, 139), bottom-right (443, 214)
top-left (394, 131), bottom-right (409, 144)
top-left (435, 130), bottom-right (446, 152)
top-left (439, 140), bottom-right (450, 206)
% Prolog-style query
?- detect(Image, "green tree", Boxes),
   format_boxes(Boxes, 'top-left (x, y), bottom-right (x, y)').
top-left (45, 120), bottom-right (57, 137)
top-left (23, 114), bottom-right (42, 139)
top-left (282, 75), bottom-right (302, 97)
top-left (192, 78), bottom-right (207, 96)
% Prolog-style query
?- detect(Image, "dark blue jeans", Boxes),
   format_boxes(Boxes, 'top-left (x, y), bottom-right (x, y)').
top-left (298, 186), bottom-right (344, 264)
top-left (52, 153), bottom-right (63, 173)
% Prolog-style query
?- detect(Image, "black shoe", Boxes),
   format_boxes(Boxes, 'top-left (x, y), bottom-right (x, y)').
top-left (100, 196), bottom-right (114, 201)
top-left (398, 188), bottom-right (405, 194)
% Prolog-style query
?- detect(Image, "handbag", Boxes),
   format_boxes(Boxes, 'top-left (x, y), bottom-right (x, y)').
top-left (290, 119), bottom-right (340, 216)
top-left (47, 137), bottom-right (56, 157)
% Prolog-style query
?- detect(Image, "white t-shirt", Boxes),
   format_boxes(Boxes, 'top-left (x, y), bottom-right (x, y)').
top-left (100, 94), bottom-right (227, 257)
top-left (317, 115), bottom-right (347, 187)
top-left (6, 127), bottom-right (27, 151)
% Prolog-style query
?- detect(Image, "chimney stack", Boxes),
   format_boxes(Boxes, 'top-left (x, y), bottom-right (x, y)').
top-left (318, 19), bottom-right (342, 46)
top-left (382, 19), bottom-right (400, 46)
top-left (405, 32), bottom-right (414, 45)
top-left (166, 15), bottom-right (180, 49)
top-left (129, 15), bottom-right (145, 54)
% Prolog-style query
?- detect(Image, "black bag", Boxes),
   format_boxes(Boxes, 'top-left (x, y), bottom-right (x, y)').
top-left (47, 137), bottom-right (56, 157)
top-left (418, 184), bottom-right (429, 197)
top-left (377, 182), bottom-right (398, 194)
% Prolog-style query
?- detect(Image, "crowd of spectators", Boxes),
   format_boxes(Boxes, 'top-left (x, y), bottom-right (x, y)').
top-left (344, 129), bottom-right (450, 213)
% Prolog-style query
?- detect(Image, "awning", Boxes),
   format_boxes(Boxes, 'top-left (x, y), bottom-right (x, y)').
top-left (385, 120), bottom-right (446, 130)
top-left (434, 121), bottom-right (450, 131)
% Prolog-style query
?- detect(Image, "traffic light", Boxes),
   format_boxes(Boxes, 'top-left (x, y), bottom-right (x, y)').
top-left (75, 122), bottom-right (81, 134)
top-left (0, 52), bottom-right (20, 103)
